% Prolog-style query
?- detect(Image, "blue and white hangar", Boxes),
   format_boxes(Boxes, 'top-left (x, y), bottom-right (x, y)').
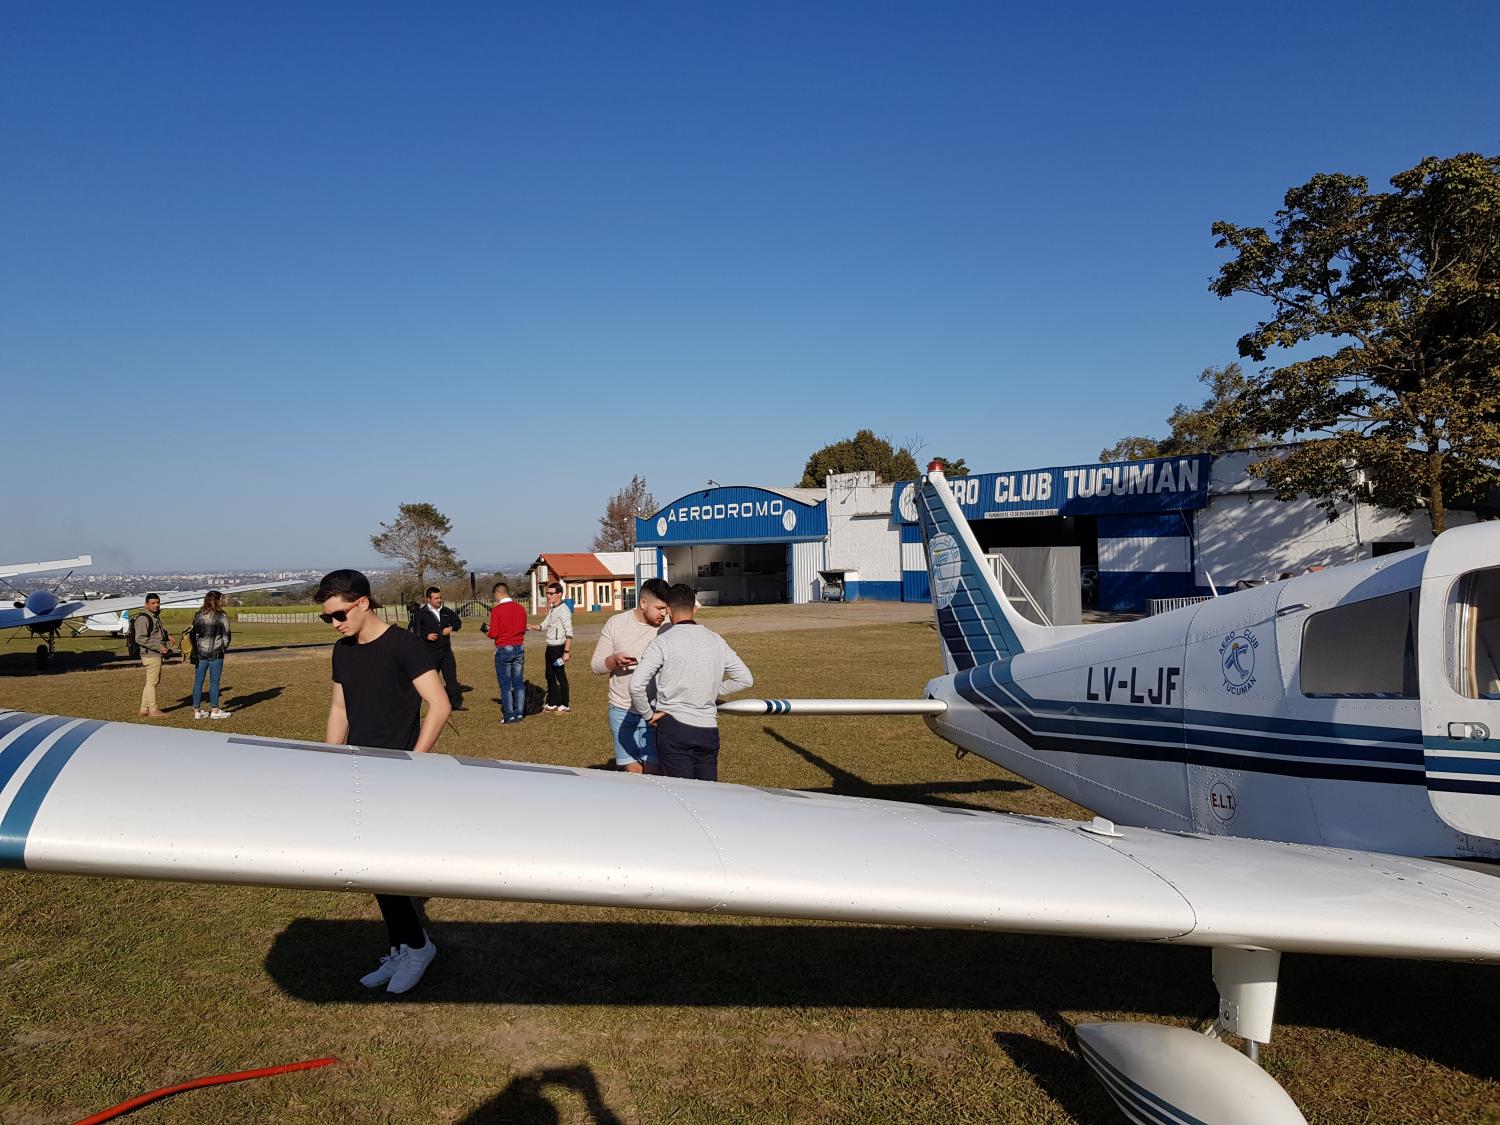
top-left (633, 451), bottom-right (1470, 616)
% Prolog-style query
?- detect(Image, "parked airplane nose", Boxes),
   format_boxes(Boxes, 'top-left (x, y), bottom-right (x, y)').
top-left (25, 590), bottom-right (58, 616)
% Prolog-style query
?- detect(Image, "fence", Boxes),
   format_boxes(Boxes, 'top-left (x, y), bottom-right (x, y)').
top-left (1147, 596), bottom-right (1214, 616)
top-left (238, 606), bottom-right (411, 625)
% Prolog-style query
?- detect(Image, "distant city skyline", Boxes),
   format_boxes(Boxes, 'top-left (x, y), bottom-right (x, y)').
top-left (5, 3), bottom-right (1498, 569)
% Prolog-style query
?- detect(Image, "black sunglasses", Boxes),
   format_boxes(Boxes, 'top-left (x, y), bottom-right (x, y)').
top-left (318, 600), bottom-right (365, 624)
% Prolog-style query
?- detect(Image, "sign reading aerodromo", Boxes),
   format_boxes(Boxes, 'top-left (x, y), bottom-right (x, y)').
top-left (636, 485), bottom-right (829, 545)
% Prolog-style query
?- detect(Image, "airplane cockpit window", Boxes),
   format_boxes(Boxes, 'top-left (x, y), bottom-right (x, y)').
top-left (1453, 568), bottom-right (1500, 699)
top-left (1300, 589), bottom-right (1419, 698)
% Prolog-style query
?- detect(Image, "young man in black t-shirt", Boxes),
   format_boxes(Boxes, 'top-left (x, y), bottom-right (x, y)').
top-left (318, 569), bottom-right (452, 994)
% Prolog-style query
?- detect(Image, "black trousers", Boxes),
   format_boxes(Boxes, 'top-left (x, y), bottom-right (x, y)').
top-left (375, 894), bottom-right (426, 948)
top-left (544, 644), bottom-right (569, 707)
top-left (655, 715), bottom-right (720, 781)
top-left (436, 649), bottom-right (460, 707)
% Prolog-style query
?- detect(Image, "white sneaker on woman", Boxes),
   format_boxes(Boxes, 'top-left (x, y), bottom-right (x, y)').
top-left (360, 946), bottom-right (403, 988)
top-left (210, 709), bottom-right (230, 720)
top-left (386, 935), bottom-right (437, 994)
top-left (193, 709), bottom-right (207, 720)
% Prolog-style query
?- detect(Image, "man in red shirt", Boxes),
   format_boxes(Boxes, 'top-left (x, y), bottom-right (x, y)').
top-left (485, 581), bottom-right (529, 723)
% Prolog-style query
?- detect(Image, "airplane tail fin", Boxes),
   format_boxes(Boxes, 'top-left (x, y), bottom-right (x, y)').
top-left (916, 462), bottom-right (1050, 673)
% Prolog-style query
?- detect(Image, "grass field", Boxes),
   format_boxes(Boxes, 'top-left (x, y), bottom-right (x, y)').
top-left (2, 607), bottom-right (1499, 1123)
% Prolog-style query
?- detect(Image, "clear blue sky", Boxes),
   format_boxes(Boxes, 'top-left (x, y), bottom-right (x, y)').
top-left (4, 2), bottom-right (1497, 571)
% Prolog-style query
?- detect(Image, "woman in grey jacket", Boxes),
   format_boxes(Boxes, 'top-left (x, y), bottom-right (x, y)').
top-left (190, 590), bottom-right (232, 719)
top-left (534, 582), bottom-right (574, 712)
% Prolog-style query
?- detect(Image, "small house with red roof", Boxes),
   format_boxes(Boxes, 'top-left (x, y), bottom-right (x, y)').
top-left (525, 552), bottom-right (636, 615)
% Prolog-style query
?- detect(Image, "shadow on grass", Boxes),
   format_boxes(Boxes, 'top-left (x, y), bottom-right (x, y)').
top-left (762, 727), bottom-right (1031, 809)
top-left (993, 1013), bottom-right (1115, 1125)
top-left (165, 685), bottom-right (285, 714)
top-left (221, 685), bottom-right (285, 712)
top-left (0, 647), bottom-right (128, 676)
top-left (0, 640), bottom-right (328, 677)
top-left (264, 919), bottom-right (1500, 1080)
top-left (459, 1064), bottom-right (623, 1124)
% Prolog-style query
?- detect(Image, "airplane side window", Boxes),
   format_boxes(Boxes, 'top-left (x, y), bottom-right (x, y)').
top-left (1455, 568), bottom-right (1500, 699)
top-left (1300, 590), bottom-right (1419, 698)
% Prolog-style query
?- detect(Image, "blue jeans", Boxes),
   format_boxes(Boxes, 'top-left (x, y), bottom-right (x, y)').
top-left (608, 705), bottom-right (656, 768)
top-left (193, 657), bottom-right (223, 708)
top-left (494, 646), bottom-right (525, 721)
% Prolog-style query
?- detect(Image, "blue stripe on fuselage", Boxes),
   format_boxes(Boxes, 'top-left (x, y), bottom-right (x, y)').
top-left (974, 665), bottom-right (1418, 765)
top-left (955, 660), bottom-right (1426, 786)
top-left (0, 718), bottom-right (105, 869)
top-left (1077, 1036), bottom-right (1209, 1125)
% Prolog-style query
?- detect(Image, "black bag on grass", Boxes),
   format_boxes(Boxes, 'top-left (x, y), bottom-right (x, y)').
top-left (523, 681), bottom-right (546, 716)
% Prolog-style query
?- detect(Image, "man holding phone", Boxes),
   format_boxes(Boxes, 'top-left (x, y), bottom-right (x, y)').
top-left (591, 577), bottom-right (671, 773)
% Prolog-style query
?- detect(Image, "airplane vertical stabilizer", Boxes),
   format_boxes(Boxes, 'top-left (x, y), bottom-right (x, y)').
top-left (917, 463), bottom-right (1050, 673)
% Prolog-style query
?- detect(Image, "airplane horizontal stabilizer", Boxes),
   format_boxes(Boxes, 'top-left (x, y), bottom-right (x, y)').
top-left (718, 699), bottom-right (947, 716)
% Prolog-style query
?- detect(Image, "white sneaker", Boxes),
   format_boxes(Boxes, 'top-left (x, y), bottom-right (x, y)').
top-left (386, 935), bottom-right (437, 994)
top-left (210, 709), bottom-right (230, 720)
top-left (556, 705), bottom-right (570, 713)
top-left (193, 709), bottom-right (207, 720)
top-left (542, 704), bottom-right (558, 712)
top-left (359, 946), bottom-right (403, 988)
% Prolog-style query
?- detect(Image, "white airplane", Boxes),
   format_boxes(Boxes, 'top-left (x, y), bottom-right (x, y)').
top-left (0, 557), bottom-right (299, 670)
top-left (3, 467), bottom-right (1500, 1122)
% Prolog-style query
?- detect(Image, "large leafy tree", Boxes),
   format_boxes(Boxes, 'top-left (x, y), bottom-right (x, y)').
top-left (371, 502), bottom-right (467, 591)
top-left (592, 475), bottom-right (656, 552)
top-left (1099, 363), bottom-right (1271, 462)
top-left (1211, 152), bottom-right (1500, 534)
top-left (799, 430), bottom-right (923, 486)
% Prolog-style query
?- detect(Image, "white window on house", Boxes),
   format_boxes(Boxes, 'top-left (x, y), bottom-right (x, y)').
top-left (568, 583), bottom-right (586, 606)
top-left (1450, 567), bottom-right (1500, 699)
top-left (1300, 589), bottom-right (1419, 698)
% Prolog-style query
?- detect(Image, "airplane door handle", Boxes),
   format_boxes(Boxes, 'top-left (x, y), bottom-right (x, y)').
top-left (1448, 721), bottom-right (1491, 741)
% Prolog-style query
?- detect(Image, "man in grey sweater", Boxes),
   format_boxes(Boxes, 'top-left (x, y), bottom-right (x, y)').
top-left (628, 583), bottom-right (753, 781)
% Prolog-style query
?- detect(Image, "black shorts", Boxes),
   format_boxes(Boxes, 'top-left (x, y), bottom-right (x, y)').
top-left (655, 715), bottom-right (720, 781)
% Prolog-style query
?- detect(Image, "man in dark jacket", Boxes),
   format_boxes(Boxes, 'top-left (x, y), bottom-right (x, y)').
top-left (412, 586), bottom-right (463, 709)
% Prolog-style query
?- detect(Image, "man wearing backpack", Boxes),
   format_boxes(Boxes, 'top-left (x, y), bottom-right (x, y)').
top-left (132, 593), bottom-right (172, 718)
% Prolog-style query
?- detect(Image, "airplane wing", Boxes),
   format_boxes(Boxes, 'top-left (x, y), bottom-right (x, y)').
top-left (0, 580), bottom-right (300, 632)
top-left (0, 555), bottom-right (92, 580)
top-left (4, 710), bottom-right (1500, 962)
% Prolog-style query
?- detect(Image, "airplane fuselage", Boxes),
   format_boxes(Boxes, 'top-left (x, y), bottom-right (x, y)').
top-left (925, 548), bottom-right (1500, 861)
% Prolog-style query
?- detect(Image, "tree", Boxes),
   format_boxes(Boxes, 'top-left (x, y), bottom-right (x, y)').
top-left (1098, 435), bottom-right (1164, 462)
top-left (593, 475), bottom-right (656, 552)
top-left (1098, 363), bottom-right (1271, 462)
top-left (798, 430), bottom-right (922, 487)
top-left (370, 502), bottom-right (467, 591)
top-left (1211, 152), bottom-right (1500, 534)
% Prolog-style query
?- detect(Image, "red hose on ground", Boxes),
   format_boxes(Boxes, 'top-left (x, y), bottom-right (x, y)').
top-left (71, 1057), bottom-right (338, 1125)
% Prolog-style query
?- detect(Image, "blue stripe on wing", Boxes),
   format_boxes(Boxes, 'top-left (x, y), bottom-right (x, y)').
top-left (0, 718), bottom-right (106, 869)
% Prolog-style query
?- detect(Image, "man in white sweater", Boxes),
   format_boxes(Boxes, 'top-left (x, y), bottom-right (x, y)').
top-left (591, 577), bottom-right (672, 772)
top-left (629, 583), bottom-right (753, 781)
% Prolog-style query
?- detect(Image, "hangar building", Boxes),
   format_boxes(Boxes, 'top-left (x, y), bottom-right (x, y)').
top-left (633, 452), bottom-right (1470, 615)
